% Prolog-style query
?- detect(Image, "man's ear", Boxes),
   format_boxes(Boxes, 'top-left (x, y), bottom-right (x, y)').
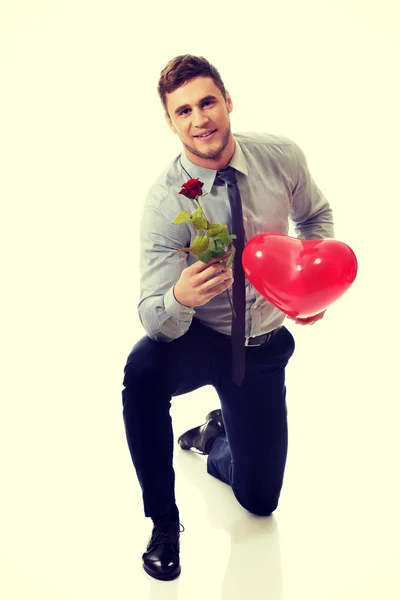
top-left (226, 91), bottom-right (233, 114)
top-left (165, 112), bottom-right (177, 134)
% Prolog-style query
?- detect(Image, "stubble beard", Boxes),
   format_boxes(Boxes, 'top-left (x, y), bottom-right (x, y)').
top-left (183, 125), bottom-right (232, 161)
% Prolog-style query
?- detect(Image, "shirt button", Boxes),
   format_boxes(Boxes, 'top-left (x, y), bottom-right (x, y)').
top-left (244, 216), bottom-right (248, 222)
top-left (253, 304), bottom-right (258, 309)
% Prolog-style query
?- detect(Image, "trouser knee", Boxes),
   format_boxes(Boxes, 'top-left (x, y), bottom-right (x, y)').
top-left (234, 488), bottom-right (280, 517)
top-left (122, 338), bottom-right (163, 388)
top-left (121, 339), bottom-right (168, 415)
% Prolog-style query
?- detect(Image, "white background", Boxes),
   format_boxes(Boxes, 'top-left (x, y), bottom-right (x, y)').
top-left (1, 1), bottom-right (399, 598)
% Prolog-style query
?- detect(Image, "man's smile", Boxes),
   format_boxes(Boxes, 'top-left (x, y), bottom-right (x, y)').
top-left (194, 129), bottom-right (217, 140)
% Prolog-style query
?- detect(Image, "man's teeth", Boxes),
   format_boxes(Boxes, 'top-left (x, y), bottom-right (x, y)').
top-left (197, 131), bottom-right (214, 138)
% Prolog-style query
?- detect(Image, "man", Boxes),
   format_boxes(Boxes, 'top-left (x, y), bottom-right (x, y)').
top-left (121, 54), bottom-right (333, 581)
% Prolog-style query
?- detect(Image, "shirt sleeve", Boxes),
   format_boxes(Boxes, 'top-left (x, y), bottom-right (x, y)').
top-left (138, 198), bottom-right (196, 342)
top-left (289, 140), bottom-right (335, 239)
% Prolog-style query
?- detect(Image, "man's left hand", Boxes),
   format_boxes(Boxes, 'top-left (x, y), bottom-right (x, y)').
top-left (287, 310), bottom-right (326, 325)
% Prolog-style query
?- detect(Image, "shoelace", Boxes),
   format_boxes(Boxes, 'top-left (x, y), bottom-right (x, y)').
top-left (148, 523), bottom-right (185, 548)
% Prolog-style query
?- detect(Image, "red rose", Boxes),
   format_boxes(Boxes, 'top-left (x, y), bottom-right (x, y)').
top-left (179, 178), bottom-right (204, 200)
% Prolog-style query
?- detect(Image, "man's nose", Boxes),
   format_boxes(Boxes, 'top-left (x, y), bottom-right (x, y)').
top-left (192, 109), bottom-right (209, 128)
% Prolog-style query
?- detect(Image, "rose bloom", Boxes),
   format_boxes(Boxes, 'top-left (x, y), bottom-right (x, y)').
top-left (179, 178), bottom-right (204, 199)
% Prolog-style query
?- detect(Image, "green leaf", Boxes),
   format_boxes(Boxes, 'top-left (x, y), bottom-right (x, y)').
top-left (190, 207), bottom-right (203, 220)
top-left (208, 222), bottom-right (225, 236)
top-left (215, 228), bottom-right (233, 245)
top-left (198, 248), bottom-right (214, 263)
top-left (226, 246), bottom-right (236, 268)
top-left (213, 237), bottom-right (225, 249)
top-left (211, 246), bottom-right (226, 258)
top-left (172, 210), bottom-right (190, 224)
top-left (192, 235), bottom-right (210, 255)
top-left (191, 216), bottom-right (208, 230)
top-left (189, 207), bottom-right (208, 231)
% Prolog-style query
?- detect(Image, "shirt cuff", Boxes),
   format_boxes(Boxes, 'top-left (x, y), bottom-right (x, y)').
top-left (164, 286), bottom-right (196, 317)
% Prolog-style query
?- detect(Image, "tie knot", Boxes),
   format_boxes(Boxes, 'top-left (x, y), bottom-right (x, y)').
top-left (215, 166), bottom-right (237, 186)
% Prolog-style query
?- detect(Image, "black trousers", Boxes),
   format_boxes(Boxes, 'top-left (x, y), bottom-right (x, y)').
top-left (122, 318), bottom-right (295, 518)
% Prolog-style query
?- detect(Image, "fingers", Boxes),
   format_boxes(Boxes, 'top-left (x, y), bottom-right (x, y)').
top-left (192, 260), bottom-right (231, 287)
top-left (190, 254), bottom-right (228, 274)
top-left (204, 276), bottom-right (234, 299)
top-left (198, 265), bottom-right (233, 291)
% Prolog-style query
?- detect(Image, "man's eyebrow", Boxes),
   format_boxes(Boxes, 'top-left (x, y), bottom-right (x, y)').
top-left (174, 95), bottom-right (218, 115)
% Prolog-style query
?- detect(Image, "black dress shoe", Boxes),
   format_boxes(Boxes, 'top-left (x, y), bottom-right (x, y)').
top-left (142, 521), bottom-right (184, 581)
top-left (177, 408), bottom-right (225, 455)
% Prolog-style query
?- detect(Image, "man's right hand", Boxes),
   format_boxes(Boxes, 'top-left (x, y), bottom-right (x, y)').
top-left (173, 256), bottom-right (234, 308)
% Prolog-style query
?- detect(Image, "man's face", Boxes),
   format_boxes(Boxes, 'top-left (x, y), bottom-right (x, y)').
top-left (165, 76), bottom-right (234, 169)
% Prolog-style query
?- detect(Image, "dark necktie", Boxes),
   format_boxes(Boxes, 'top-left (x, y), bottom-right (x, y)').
top-left (215, 167), bottom-right (246, 386)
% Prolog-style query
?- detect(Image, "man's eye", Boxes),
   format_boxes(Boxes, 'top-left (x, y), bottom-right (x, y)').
top-left (179, 101), bottom-right (213, 116)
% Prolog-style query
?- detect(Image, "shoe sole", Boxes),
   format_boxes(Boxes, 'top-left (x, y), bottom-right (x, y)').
top-left (143, 563), bottom-right (181, 581)
top-left (177, 424), bottom-right (208, 453)
top-left (178, 409), bottom-right (225, 447)
top-left (177, 418), bottom-right (224, 454)
top-left (205, 409), bottom-right (223, 424)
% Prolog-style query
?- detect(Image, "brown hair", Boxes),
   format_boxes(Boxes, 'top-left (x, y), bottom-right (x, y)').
top-left (157, 54), bottom-right (227, 115)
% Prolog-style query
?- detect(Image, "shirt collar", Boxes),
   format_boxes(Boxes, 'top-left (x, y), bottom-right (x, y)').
top-left (179, 135), bottom-right (249, 192)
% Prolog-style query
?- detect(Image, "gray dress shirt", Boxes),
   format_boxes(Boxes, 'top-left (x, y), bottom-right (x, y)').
top-left (138, 132), bottom-right (334, 342)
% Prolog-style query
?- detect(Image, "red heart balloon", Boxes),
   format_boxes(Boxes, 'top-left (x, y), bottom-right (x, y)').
top-left (242, 233), bottom-right (358, 318)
